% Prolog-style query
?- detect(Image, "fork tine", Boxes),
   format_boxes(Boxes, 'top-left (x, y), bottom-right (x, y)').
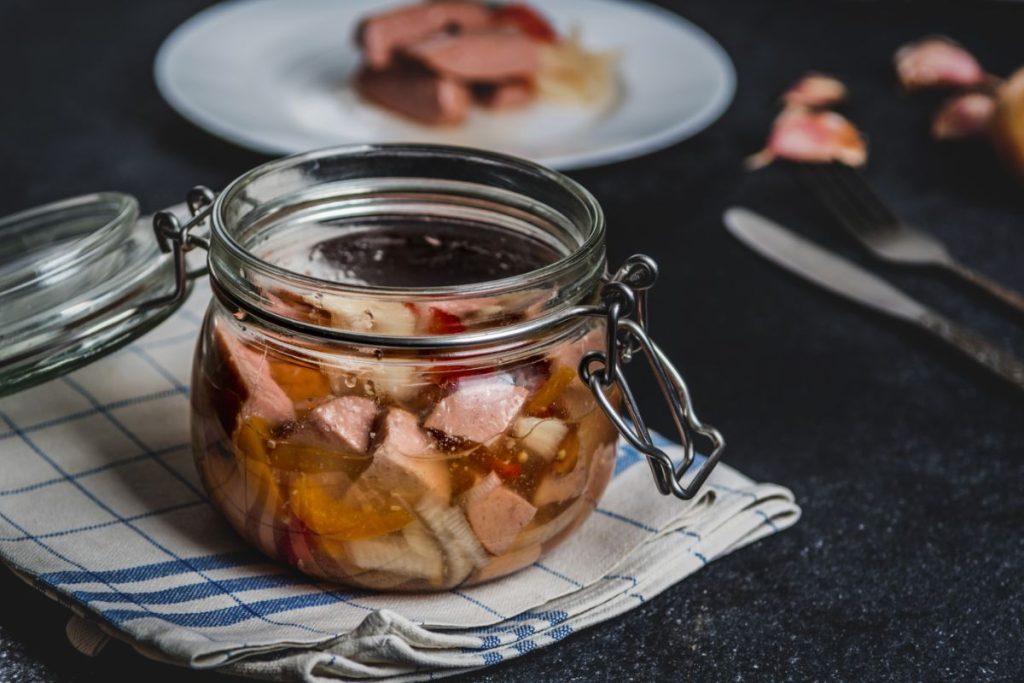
top-left (797, 164), bottom-right (880, 239)
top-left (816, 164), bottom-right (890, 232)
top-left (827, 164), bottom-right (901, 228)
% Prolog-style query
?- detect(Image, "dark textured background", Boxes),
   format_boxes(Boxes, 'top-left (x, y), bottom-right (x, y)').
top-left (1, 1), bottom-right (1022, 681)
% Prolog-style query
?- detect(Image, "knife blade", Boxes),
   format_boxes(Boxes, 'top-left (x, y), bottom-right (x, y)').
top-left (723, 207), bottom-right (1024, 391)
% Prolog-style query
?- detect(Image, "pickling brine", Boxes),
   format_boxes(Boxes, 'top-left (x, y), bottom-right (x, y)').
top-left (191, 294), bottom-right (617, 590)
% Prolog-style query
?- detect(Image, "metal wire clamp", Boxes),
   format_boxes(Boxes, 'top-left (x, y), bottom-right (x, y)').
top-left (139, 186), bottom-right (215, 312)
top-left (579, 255), bottom-right (725, 500)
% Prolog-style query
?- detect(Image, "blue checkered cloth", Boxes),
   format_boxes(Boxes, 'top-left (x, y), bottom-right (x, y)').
top-left (0, 279), bottom-right (799, 681)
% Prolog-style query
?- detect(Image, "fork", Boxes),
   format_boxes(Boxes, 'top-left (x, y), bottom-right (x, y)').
top-left (798, 163), bottom-right (1024, 316)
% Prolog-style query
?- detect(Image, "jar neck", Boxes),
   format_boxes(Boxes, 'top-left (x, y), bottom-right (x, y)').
top-left (207, 145), bottom-right (607, 340)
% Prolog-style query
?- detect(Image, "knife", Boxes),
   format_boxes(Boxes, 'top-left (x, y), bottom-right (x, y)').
top-left (723, 207), bottom-right (1024, 391)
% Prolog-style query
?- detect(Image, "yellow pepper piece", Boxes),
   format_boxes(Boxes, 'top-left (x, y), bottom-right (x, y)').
top-left (267, 441), bottom-right (366, 475)
top-left (525, 366), bottom-right (577, 415)
top-left (290, 474), bottom-right (412, 541)
top-left (234, 418), bottom-right (283, 501)
top-left (552, 428), bottom-right (580, 475)
top-left (269, 360), bottom-right (332, 403)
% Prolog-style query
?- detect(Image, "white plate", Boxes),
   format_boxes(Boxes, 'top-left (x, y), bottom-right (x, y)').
top-left (155, 0), bottom-right (735, 169)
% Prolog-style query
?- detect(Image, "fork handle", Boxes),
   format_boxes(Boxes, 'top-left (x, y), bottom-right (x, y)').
top-left (944, 261), bottom-right (1024, 316)
top-left (918, 313), bottom-right (1024, 391)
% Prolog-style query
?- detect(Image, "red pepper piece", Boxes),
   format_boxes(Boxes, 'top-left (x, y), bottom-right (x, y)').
top-left (493, 3), bottom-right (557, 43)
top-left (490, 458), bottom-right (523, 481)
top-left (427, 307), bottom-right (466, 334)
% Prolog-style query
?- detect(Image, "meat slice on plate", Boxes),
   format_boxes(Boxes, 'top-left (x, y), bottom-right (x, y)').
top-left (356, 65), bottom-right (472, 125)
top-left (305, 396), bottom-right (379, 454)
top-left (354, 408), bottom-right (452, 503)
top-left (357, 1), bottom-right (494, 69)
top-left (475, 80), bottom-right (535, 109)
top-left (425, 379), bottom-right (528, 443)
top-left (462, 472), bottom-right (537, 555)
top-left (402, 31), bottom-right (540, 82)
top-left (213, 326), bottom-right (295, 428)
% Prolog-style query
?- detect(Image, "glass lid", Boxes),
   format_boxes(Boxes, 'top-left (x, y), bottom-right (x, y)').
top-left (0, 193), bottom-right (191, 397)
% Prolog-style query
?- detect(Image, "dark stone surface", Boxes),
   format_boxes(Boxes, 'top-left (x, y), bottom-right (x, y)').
top-left (1, 1), bottom-right (1022, 681)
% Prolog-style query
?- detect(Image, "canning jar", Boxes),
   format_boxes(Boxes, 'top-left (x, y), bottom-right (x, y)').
top-left (1, 144), bottom-right (724, 592)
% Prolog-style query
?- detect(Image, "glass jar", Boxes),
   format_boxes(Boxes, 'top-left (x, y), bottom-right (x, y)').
top-left (1, 144), bottom-right (723, 592)
top-left (191, 145), bottom-right (622, 590)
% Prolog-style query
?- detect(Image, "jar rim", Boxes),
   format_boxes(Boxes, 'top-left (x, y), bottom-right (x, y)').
top-left (210, 143), bottom-right (606, 300)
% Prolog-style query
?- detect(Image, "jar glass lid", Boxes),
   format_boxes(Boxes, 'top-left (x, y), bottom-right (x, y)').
top-left (0, 193), bottom-right (190, 397)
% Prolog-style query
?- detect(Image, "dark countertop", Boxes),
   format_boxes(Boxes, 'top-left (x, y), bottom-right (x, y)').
top-left (1, 1), bottom-right (1022, 680)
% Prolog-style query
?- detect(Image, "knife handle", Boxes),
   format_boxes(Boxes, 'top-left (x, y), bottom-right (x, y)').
top-left (945, 261), bottom-right (1024, 316)
top-left (918, 313), bottom-right (1024, 391)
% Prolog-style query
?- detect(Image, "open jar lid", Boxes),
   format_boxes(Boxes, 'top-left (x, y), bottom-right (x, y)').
top-left (0, 192), bottom-right (191, 396)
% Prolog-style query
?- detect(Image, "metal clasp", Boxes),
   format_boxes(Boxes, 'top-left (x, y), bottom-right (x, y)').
top-left (579, 255), bottom-right (725, 500)
top-left (138, 186), bottom-right (216, 312)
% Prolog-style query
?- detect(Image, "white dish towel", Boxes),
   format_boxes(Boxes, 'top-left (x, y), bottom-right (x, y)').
top-left (0, 281), bottom-right (800, 681)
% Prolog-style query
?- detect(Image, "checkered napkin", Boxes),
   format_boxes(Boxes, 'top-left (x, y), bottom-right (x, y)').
top-left (0, 279), bottom-right (799, 682)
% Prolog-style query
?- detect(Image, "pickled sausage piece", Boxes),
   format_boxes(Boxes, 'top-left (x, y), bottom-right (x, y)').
top-left (356, 408), bottom-right (452, 503)
top-left (462, 472), bottom-right (537, 555)
top-left (358, 1), bottom-right (494, 69)
top-left (214, 327), bottom-right (295, 427)
top-left (307, 396), bottom-right (379, 454)
top-left (402, 31), bottom-right (540, 82)
top-left (425, 380), bottom-right (529, 443)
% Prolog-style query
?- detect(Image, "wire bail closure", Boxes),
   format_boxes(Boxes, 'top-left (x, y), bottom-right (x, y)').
top-left (579, 255), bottom-right (725, 500)
top-left (139, 186), bottom-right (216, 312)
